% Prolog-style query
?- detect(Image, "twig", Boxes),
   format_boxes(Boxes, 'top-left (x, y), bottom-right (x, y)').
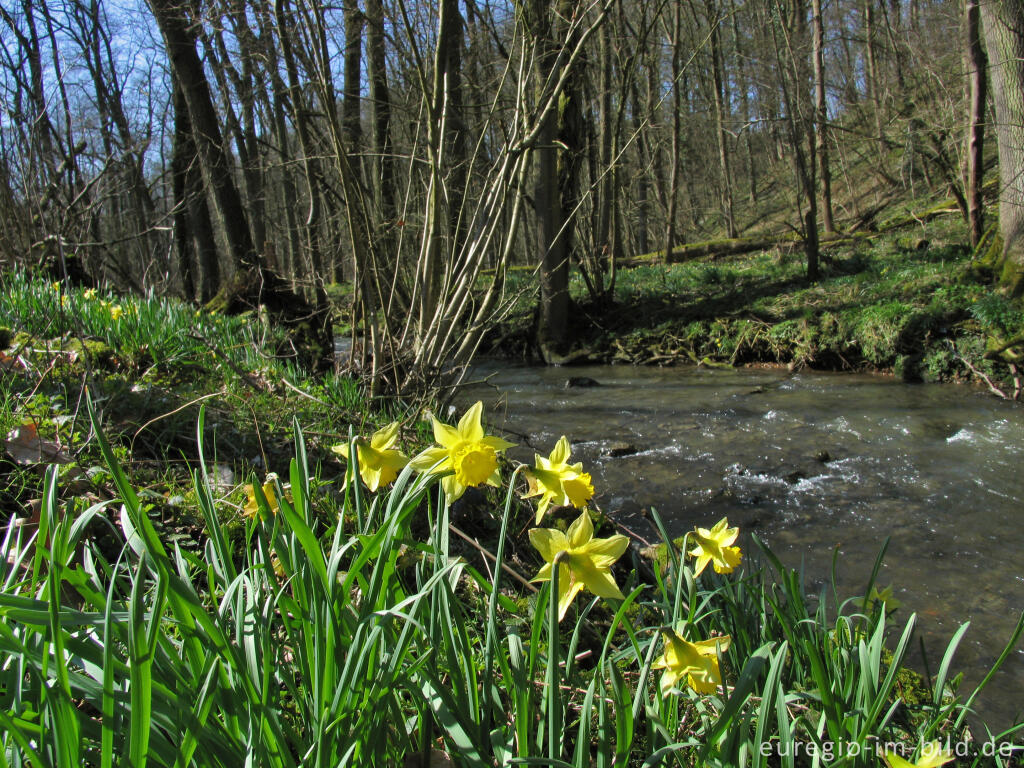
top-left (279, 376), bottom-right (330, 406)
top-left (950, 340), bottom-right (1011, 399)
top-left (130, 391), bottom-right (225, 452)
top-left (448, 523), bottom-right (537, 593)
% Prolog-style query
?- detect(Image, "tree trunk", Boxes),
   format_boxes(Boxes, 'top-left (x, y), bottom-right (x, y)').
top-left (864, 0), bottom-right (886, 156)
top-left (664, 3), bottom-right (683, 263)
top-left (171, 82), bottom-right (219, 302)
top-left (773, 0), bottom-right (819, 281)
top-left (980, 0), bottom-right (1024, 295)
top-left (148, 0), bottom-right (256, 282)
top-left (730, 0), bottom-right (758, 204)
top-left (530, 0), bottom-right (584, 362)
top-left (704, 0), bottom-right (737, 238)
top-left (275, 0), bottom-right (325, 281)
top-left (812, 0), bottom-right (835, 233)
top-left (366, 0), bottom-right (396, 225)
top-left (964, 0), bottom-right (987, 248)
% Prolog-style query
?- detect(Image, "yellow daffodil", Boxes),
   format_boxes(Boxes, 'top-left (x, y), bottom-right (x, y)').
top-left (688, 517), bottom-right (741, 576)
top-left (269, 550), bottom-right (287, 579)
top-left (83, 288), bottom-right (97, 300)
top-left (409, 401), bottom-right (515, 503)
top-left (109, 304), bottom-right (124, 320)
top-left (524, 435), bottom-right (595, 524)
top-left (529, 510), bottom-right (629, 621)
top-left (881, 742), bottom-right (954, 768)
top-left (331, 421), bottom-right (410, 491)
top-left (652, 628), bottom-right (731, 696)
top-left (867, 584), bottom-right (902, 612)
top-left (243, 475), bottom-right (283, 518)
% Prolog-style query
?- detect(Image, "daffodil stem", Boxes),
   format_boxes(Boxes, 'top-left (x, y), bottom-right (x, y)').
top-left (547, 557), bottom-right (563, 763)
top-left (347, 428), bottom-right (364, 532)
top-left (481, 466), bottom-right (525, 745)
top-left (673, 532), bottom-right (693, 625)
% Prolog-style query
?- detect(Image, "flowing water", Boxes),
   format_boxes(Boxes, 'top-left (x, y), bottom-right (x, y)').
top-left (457, 363), bottom-right (1024, 729)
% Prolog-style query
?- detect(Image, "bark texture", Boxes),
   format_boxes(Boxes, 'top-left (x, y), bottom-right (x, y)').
top-left (981, 0), bottom-right (1024, 295)
top-left (148, 0), bottom-right (256, 279)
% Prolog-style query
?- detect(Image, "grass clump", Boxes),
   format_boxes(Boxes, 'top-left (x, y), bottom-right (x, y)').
top-left (0, 272), bottom-right (401, 553)
top-left (1, 397), bottom-right (1021, 766)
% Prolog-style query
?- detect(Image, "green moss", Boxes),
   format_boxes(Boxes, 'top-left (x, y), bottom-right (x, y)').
top-left (9, 331), bottom-right (33, 351)
top-left (63, 337), bottom-right (115, 366)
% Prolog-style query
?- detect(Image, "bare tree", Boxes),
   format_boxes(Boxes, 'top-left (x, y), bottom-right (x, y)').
top-left (812, 0), bottom-right (835, 233)
top-left (964, 0), bottom-right (986, 248)
top-left (980, 0), bottom-right (1024, 295)
top-left (147, 0), bottom-right (256, 287)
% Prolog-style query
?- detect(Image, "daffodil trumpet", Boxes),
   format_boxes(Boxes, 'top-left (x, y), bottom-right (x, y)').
top-left (243, 474), bottom-right (284, 519)
top-left (687, 517), bottom-right (742, 576)
top-left (652, 625), bottom-right (731, 696)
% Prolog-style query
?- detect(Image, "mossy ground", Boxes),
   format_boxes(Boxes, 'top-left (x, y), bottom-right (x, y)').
top-left (490, 217), bottom-right (1024, 395)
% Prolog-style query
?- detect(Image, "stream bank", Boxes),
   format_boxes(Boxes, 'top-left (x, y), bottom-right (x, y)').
top-left (486, 220), bottom-right (1023, 398)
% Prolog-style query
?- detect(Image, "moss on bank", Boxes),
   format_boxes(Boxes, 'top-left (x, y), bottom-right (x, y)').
top-left (488, 218), bottom-right (1024, 394)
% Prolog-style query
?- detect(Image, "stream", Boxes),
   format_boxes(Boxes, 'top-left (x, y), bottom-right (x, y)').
top-left (457, 363), bottom-right (1024, 730)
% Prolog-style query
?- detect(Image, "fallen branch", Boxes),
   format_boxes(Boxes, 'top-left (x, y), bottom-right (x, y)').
top-left (950, 340), bottom-right (1018, 400)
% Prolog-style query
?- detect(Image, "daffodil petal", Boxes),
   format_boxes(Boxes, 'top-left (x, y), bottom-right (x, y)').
top-left (712, 546), bottom-right (742, 573)
top-left (566, 511), bottom-right (593, 549)
top-left (482, 434), bottom-right (516, 452)
top-left (363, 465), bottom-right (384, 491)
top-left (410, 446), bottom-right (451, 472)
top-left (579, 534), bottom-right (629, 569)
top-left (533, 561), bottom-right (554, 583)
top-left (881, 752), bottom-right (916, 768)
top-left (659, 668), bottom-right (681, 696)
top-left (432, 417), bottom-right (462, 449)
top-left (571, 557), bottom-right (625, 601)
top-left (484, 466), bottom-right (502, 487)
top-left (709, 517), bottom-right (738, 546)
top-left (549, 436), bottom-right (571, 465)
top-left (687, 668), bottom-right (720, 694)
top-left (441, 475), bottom-right (466, 504)
top-left (556, 570), bottom-right (585, 621)
top-left (534, 493), bottom-right (554, 524)
top-left (691, 635), bottom-right (731, 656)
top-left (692, 554), bottom-right (711, 576)
top-left (528, 528), bottom-right (569, 564)
top-left (916, 743), bottom-right (954, 768)
top-left (457, 401), bottom-right (485, 442)
top-left (370, 421), bottom-right (402, 450)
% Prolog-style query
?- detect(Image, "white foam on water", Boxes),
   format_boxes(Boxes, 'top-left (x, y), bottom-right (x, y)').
top-left (827, 416), bottom-right (863, 439)
top-left (946, 428), bottom-right (977, 444)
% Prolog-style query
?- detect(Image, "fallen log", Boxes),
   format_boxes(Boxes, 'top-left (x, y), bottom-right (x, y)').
top-left (618, 230), bottom-right (868, 268)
